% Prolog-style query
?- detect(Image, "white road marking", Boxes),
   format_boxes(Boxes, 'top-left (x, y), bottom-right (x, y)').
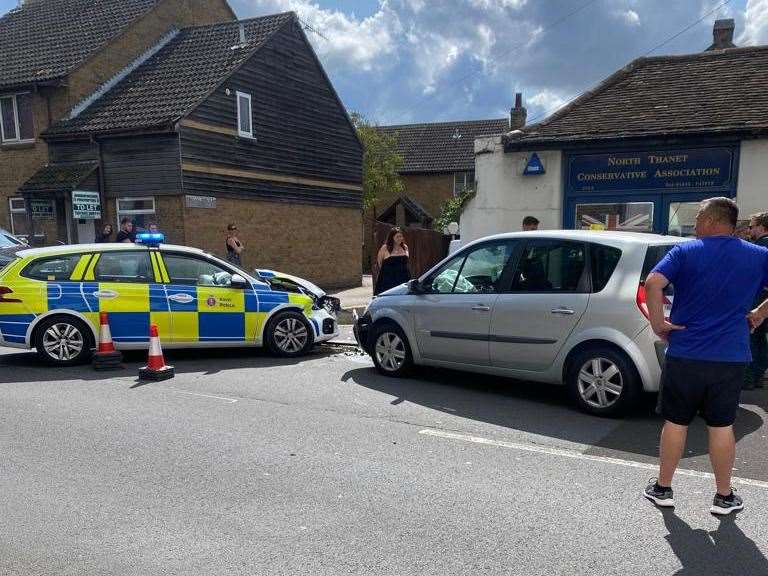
top-left (165, 387), bottom-right (239, 403)
top-left (419, 428), bottom-right (768, 490)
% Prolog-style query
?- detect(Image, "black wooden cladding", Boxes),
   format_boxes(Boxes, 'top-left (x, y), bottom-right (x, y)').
top-left (183, 171), bottom-right (362, 208)
top-left (184, 21), bottom-right (362, 185)
top-left (48, 140), bottom-right (97, 163)
top-left (101, 134), bottom-right (181, 198)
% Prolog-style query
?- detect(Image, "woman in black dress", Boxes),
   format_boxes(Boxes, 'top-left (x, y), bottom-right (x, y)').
top-left (375, 227), bottom-right (411, 295)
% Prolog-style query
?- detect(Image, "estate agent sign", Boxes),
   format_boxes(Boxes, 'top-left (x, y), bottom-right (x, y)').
top-left (72, 190), bottom-right (101, 219)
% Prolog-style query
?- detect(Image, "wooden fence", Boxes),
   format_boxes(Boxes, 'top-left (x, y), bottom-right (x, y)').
top-left (372, 222), bottom-right (449, 288)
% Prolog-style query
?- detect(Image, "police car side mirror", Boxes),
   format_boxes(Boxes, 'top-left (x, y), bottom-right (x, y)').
top-left (230, 274), bottom-right (248, 289)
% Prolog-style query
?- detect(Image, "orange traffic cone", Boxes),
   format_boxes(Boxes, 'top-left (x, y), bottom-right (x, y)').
top-left (138, 323), bottom-right (174, 381)
top-left (92, 312), bottom-right (123, 370)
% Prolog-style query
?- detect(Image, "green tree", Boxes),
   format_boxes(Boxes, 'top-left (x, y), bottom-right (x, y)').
top-left (350, 112), bottom-right (404, 210)
top-left (434, 189), bottom-right (474, 233)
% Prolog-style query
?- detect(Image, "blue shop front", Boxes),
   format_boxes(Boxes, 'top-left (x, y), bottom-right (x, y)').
top-left (563, 144), bottom-right (739, 236)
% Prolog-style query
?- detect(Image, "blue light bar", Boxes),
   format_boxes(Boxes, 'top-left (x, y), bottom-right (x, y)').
top-left (136, 232), bottom-right (165, 246)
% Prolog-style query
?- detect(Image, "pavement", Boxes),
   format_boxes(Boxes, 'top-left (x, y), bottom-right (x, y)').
top-left (1, 345), bottom-right (767, 575)
top-left (329, 275), bottom-right (373, 327)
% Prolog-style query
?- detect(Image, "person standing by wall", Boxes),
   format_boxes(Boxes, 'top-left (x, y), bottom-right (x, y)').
top-left (745, 211), bottom-right (768, 389)
top-left (375, 227), bottom-right (410, 295)
top-left (96, 224), bottom-right (113, 243)
top-left (115, 219), bottom-right (135, 243)
top-left (522, 216), bottom-right (539, 231)
top-left (643, 197), bottom-right (768, 515)
top-left (226, 223), bottom-right (244, 266)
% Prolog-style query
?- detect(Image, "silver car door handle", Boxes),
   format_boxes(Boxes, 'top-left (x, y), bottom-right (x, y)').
top-left (551, 307), bottom-right (575, 315)
top-left (472, 304), bottom-right (491, 312)
top-left (92, 290), bottom-right (118, 299)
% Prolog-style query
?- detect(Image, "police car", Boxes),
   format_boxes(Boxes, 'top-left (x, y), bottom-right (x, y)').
top-left (0, 234), bottom-right (339, 365)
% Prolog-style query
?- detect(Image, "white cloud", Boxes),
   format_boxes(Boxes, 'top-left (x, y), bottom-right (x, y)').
top-left (619, 9), bottom-right (641, 26)
top-left (740, 0), bottom-right (768, 45)
top-left (239, 0), bottom-right (401, 71)
top-left (528, 89), bottom-right (569, 115)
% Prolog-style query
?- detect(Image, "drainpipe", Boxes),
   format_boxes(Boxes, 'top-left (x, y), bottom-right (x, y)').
top-left (96, 137), bottom-right (108, 229)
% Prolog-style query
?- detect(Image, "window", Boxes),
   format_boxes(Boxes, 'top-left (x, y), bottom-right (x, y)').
top-left (236, 91), bottom-right (253, 138)
top-left (163, 254), bottom-right (234, 287)
top-left (8, 197), bottom-right (29, 238)
top-left (453, 171), bottom-right (474, 196)
top-left (94, 252), bottom-right (152, 283)
top-left (0, 93), bottom-right (34, 143)
top-left (22, 254), bottom-right (82, 281)
top-left (667, 202), bottom-right (700, 237)
top-left (575, 202), bottom-right (654, 232)
top-left (511, 241), bottom-right (586, 293)
top-left (590, 244), bottom-right (622, 293)
top-left (117, 197), bottom-right (156, 230)
top-left (426, 241), bottom-right (515, 294)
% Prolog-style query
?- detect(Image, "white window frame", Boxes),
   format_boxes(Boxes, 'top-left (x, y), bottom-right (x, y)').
top-left (116, 196), bottom-right (156, 228)
top-left (236, 91), bottom-right (254, 139)
top-left (8, 197), bottom-right (27, 237)
top-left (0, 93), bottom-right (34, 144)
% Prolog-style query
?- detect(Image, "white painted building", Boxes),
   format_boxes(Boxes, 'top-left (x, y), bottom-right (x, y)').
top-left (462, 20), bottom-right (768, 243)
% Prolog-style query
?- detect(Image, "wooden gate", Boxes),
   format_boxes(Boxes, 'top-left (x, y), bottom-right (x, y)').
top-left (372, 222), bottom-right (449, 288)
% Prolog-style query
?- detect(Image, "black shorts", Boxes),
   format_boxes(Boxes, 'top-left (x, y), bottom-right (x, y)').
top-left (660, 356), bottom-right (745, 427)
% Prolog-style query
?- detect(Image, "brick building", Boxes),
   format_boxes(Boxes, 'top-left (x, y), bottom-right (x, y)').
top-left (1, 1), bottom-right (363, 288)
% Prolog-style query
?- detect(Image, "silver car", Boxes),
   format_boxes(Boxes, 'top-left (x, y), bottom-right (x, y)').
top-left (354, 230), bottom-right (688, 417)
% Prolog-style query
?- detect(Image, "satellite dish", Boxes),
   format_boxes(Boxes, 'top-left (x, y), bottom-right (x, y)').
top-left (447, 222), bottom-right (459, 235)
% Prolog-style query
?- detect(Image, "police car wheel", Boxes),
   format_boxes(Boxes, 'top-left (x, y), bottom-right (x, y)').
top-left (34, 316), bottom-right (94, 366)
top-left (371, 321), bottom-right (413, 377)
top-left (266, 311), bottom-right (313, 357)
top-left (566, 346), bottom-right (640, 417)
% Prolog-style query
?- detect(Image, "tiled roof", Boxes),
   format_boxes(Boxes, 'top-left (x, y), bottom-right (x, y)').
top-left (380, 195), bottom-right (434, 223)
top-left (379, 118), bottom-right (509, 173)
top-left (18, 162), bottom-right (98, 194)
top-left (0, 0), bottom-right (161, 89)
top-left (506, 46), bottom-right (768, 148)
top-left (45, 13), bottom-right (294, 136)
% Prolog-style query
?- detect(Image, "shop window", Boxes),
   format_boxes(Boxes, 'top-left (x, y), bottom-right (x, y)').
top-left (667, 202), bottom-right (701, 237)
top-left (117, 197), bottom-right (156, 231)
top-left (236, 91), bottom-right (253, 138)
top-left (453, 171), bottom-right (474, 196)
top-left (8, 197), bottom-right (30, 238)
top-left (575, 202), bottom-right (654, 233)
top-left (0, 93), bottom-right (34, 143)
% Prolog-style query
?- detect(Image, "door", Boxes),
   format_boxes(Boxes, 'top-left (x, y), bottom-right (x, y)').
top-left (76, 219), bottom-right (95, 243)
top-left (91, 250), bottom-right (159, 344)
top-left (490, 239), bottom-right (589, 371)
top-left (413, 240), bottom-right (518, 365)
top-left (160, 252), bottom-right (246, 343)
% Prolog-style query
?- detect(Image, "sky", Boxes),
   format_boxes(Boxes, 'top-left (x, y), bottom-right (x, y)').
top-left (3, 0), bottom-right (768, 126)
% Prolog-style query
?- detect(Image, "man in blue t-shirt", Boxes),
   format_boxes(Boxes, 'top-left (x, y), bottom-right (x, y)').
top-left (642, 197), bottom-right (768, 516)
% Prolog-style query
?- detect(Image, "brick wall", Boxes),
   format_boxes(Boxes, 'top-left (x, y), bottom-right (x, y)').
top-left (182, 197), bottom-right (362, 289)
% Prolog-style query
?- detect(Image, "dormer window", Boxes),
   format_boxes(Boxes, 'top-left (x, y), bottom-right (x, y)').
top-left (0, 93), bottom-right (34, 143)
top-left (236, 91), bottom-right (253, 139)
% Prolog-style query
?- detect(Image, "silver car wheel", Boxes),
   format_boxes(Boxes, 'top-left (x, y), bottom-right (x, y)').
top-left (577, 357), bottom-right (623, 409)
top-left (42, 322), bottom-right (84, 362)
top-left (273, 317), bottom-right (309, 353)
top-left (375, 332), bottom-right (406, 372)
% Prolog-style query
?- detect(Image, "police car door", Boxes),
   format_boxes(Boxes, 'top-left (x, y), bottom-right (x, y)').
top-left (159, 252), bottom-right (246, 344)
top-left (90, 250), bottom-right (161, 345)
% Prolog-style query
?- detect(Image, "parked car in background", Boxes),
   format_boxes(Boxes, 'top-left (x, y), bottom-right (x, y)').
top-left (0, 235), bottom-right (338, 365)
top-left (355, 230), bottom-right (688, 417)
top-left (0, 227), bottom-right (26, 269)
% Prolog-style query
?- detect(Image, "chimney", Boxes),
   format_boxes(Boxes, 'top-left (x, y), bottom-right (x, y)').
top-left (238, 23), bottom-right (246, 45)
top-left (510, 92), bottom-right (527, 130)
top-left (707, 19), bottom-right (736, 51)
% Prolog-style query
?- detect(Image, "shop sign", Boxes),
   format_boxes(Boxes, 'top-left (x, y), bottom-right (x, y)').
top-left (523, 152), bottom-right (545, 176)
top-left (185, 195), bottom-right (217, 209)
top-left (568, 147), bottom-right (735, 193)
top-left (72, 190), bottom-right (101, 220)
top-left (30, 199), bottom-right (55, 220)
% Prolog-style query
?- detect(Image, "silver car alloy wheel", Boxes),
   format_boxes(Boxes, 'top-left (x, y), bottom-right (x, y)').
top-left (273, 318), bottom-right (308, 353)
top-left (577, 357), bottom-right (624, 409)
top-left (42, 322), bottom-right (84, 362)
top-left (375, 332), bottom-right (406, 372)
